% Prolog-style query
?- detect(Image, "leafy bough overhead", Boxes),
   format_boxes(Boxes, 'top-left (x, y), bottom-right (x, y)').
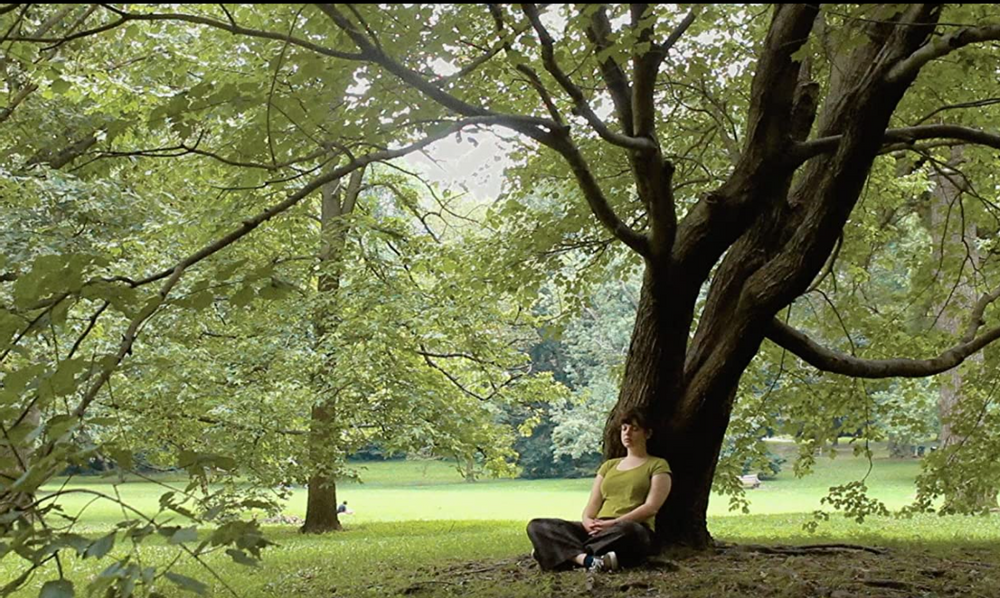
top-left (2, 3), bottom-right (570, 590)
top-left (3, 6), bottom-right (1000, 596)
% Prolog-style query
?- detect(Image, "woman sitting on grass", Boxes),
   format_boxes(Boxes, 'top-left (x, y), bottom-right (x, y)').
top-left (526, 408), bottom-right (672, 573)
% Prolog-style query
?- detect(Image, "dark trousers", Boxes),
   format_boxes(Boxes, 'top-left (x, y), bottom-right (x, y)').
top-left (526, 518), bottom-right (654, 571)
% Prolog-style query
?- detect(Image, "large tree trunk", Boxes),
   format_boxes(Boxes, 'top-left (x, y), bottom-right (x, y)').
top-left (302, 401), bottom-right (342, 533)
top-left (605, 261), bottom-right (767, 548)
top-left (301, 170), bottom-right (364, 533)
top-left (601, 264), bottom-right (719, 547)
top-left (599, 6), bottom-right (942, 550)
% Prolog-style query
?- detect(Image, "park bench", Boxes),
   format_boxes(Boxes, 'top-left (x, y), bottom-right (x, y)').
top-left (739, 474), bottom-right (761, 489)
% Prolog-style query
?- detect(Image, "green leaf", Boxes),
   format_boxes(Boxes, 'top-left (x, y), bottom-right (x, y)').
top-left (257, 278), bottom-right (292, 301)
top-left (0, 309), bottom-right (20, 349)
top-left (790, 38), bottom-right (815, 63)
top-left (225, 548), bottom-right (259, 567)
top-left (217, 258), bottom-right (249, 281)
top-left (50, 359), bottom-right (85, 395)
top-left (50, 78), bottom-right (71, 95)
top-left (40, 579), bottom-right (74, 598)
top-left (168, 527), bottom-right (199, 545)
top-left (10, 463), bottom-right (52, 494)
top-left (57, 534), bottom-right (91, 556)
top-left (84, 532), bottom-right (116, 559)
top-left (106, 447), bottom-right (134, 471)
top-left (164, 572), bottom-right (208, 596)
top-left (229, 285), bottom-right (256, 307)
top-left (46, 414), bottom-right (79, 440)
top-left (202, 504), bottom-right (225, 521)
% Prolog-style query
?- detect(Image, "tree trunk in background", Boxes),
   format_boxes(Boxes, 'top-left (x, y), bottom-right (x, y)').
top-left (927, 149), bottom-right (998, 510)
top-left (301, 169), bottom-right (364, 533)
top-left (303, 401), bottom-right (341, 533)
top-left (464, 456), bottom-right (477, 483)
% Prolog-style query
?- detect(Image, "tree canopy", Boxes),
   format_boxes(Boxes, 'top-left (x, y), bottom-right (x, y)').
top-left (4, 3), bottom-right (1000, 595)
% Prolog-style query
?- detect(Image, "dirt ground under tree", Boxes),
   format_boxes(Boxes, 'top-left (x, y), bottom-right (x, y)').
top-left (400, 543), bottom-right (999, 597)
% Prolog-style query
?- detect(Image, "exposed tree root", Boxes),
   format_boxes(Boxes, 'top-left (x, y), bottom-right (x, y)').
top-left (720, 542), bottom-right (887, 556)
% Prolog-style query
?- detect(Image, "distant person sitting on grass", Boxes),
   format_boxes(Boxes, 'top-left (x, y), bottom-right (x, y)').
top-left (526, 408), bottom-right (672, 573)
top-left (337, 501), bottom-right (354, 515)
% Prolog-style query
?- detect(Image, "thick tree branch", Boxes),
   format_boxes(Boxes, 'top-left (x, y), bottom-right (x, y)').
top-left (766, 315), bottom-right (1000, 379)
top-left (629, 3), bottom-right (658, 140)
top-left (795, 124), bottom-right (1000, 162)
top-left (315, 4), bottom-right (558, 138)
top-left (549, 133), bottom-right (650, 256)
top-left (314, 4), bottom-right (651, 257)
top-left (585, 5), bottom-right (634, 136)
top-left (658, 7), bottom-right (697, 55)
top-left (520, 4), bottom-right (656, 152)
top-left (583, 5), bottom-right (676, 251)
top-left (963, 285), bottom-right (1000, 343)
top-left (681, 5), bottom-right (943, 417)
top-left (22, 5), bottom-right (365, 61)
top-left (674, 4), bottom-right (818, 279)
top-left (0, 82), bottom-right (37, 124)
top-left (631, 5), bottom-right (696, 139)
top-left (487, 4), bottom-right (563, 126)
top-left (27, 133), bottom-right (97, 169)
top-left (314, 4), bottom-right (647, 254)
top-left (889, 24), bottom-right (1000, 83)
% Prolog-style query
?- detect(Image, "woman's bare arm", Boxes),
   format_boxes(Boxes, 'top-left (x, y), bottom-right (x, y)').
top-left (582, 474), bottom-right (605, 532)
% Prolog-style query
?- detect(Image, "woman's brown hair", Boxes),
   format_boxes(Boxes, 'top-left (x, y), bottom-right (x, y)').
top-left (615, 407), bottom-right (650, 430)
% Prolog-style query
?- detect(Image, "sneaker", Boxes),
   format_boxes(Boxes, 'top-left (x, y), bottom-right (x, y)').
top-left (588, 551), bottom-right (619, 573)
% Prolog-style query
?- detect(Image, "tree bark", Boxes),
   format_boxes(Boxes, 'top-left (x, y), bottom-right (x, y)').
top-left (301, 169), bottom-right (364, 533)
top-left (302, 400), bottom-right (342, 533)
top-left (600, 5), bottom-right (944, 549)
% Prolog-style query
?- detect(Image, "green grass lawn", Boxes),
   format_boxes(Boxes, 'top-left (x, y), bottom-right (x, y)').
top-left (5, 443), bottom-right (999, 597)
top-left (36, 441), bottom-right (932, 528)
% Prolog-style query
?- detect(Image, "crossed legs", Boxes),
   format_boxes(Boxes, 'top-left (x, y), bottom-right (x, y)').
top-left (526, 518), bottom-right (654, 571)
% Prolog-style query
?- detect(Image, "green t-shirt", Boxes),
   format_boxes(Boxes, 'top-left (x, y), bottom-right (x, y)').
top-left (596, 457), bottom-right (672, 529)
